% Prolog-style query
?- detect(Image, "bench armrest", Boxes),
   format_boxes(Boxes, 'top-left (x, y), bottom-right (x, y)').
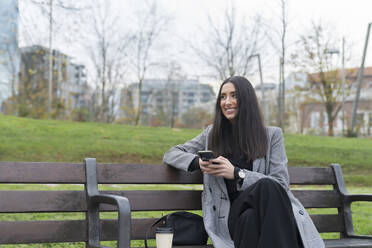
top-left (87, 193), bottom-right (131, 248)
top-left (343, 194), bottom-right (372, 239)
top-left (345, 194), bottom-right (372, 203)
top-left (330, 164), bottom-right (372, 239)
top-left (345, 234), bottom-right (372, 240)
top-left (84, 158), bottom-right (131, 248)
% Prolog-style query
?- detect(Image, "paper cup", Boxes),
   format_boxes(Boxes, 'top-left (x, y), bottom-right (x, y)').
top-left (155, 227), bottom-right (173, 248)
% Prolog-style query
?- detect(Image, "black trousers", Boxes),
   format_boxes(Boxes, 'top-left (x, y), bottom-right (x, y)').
top-left (228, 178), bottom-right (304, 248)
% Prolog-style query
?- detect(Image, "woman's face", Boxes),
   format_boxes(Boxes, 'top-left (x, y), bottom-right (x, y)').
top-left (220, 82), bottom-right (238, 123)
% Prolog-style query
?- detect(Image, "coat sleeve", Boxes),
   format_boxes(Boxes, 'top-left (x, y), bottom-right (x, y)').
top-left (237, 127), bottom-right (290, 191)
top-left (163, 126), bottom-right (211, 172)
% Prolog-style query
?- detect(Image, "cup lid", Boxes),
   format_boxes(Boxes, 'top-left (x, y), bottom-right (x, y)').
top-left (156, 227), bottom-right (173, 234)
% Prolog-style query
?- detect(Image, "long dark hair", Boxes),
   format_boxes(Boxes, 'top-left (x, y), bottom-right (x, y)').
top-left (210, 76), bottom-right (268, 160)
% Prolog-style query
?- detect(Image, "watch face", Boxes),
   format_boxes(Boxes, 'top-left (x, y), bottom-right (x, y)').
top-left (238, 170), bottom-right (245, 179)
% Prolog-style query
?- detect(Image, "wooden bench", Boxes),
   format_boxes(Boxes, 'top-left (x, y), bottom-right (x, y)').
top-left (0, 159), bottom-right (371, 248)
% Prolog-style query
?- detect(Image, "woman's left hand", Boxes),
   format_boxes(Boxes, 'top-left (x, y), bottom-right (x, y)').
top-left (200, 156), bottom-right (235, 180)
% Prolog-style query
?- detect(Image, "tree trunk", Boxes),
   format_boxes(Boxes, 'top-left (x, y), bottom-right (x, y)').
top-left (326, 107), bottom-right (334, 136)
top-left (134, 79), bottom-right (143, 125)
top-left (328, 120), bottom-right (334, 136)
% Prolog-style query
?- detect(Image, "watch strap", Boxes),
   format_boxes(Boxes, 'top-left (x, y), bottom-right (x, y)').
top-left (233, 166), bottom-right (240, 180)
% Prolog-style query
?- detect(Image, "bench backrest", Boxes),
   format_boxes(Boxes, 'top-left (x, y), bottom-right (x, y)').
top-left (0, 161), bottom-right (348, 245)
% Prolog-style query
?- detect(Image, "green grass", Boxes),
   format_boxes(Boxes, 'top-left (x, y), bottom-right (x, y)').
top-left (0, 114), bottom-right (200, 163)
top-left (1, 114), bottom-right (371, 186)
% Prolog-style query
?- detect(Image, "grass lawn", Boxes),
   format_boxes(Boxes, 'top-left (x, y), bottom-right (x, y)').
top-left (0, 114), bottom-right (371, 246)
top-left (1, 114), bottom-right (371, 186)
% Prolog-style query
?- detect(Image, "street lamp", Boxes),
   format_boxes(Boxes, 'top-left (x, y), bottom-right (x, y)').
top-left (350, 22), bottom-right (372, 135)
top-left (249, 54), bottom-right (267, 124)
top-left (325, 42), bottom-right (346, 136)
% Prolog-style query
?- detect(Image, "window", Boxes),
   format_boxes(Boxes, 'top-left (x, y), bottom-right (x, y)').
top-left (310, 112), bottom-right (320, 129)
top-left (323, 112), bottom-right (329, 128)
top-left (336, 112), bottom-right (343, 130)
top-left (356, 113), bottom-right (365, 125)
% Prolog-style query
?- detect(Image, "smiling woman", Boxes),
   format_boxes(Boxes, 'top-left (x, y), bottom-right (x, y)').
top-left (220, 83), bottom-right (238, 122)
top-left (163, 76), bottom-right (325, 248)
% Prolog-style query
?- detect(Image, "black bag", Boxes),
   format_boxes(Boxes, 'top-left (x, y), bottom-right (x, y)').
top-left (145, 211), bottom-right (208, 247)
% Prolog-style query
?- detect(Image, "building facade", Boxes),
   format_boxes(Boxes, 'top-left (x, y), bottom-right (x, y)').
top-left (121, 79), bottom-right (215, 126)
top-left (285, 68), bottom-right (372, 136)
top-left (255, 83), bottom-right (277, 125)
top-left (0, 0), bottom-right (20, 112)
top-left (18, 45), bottom-right (88, 118)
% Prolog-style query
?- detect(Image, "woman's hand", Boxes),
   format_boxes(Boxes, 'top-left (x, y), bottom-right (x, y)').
top-left (199, 156), bottom-right (235, 180)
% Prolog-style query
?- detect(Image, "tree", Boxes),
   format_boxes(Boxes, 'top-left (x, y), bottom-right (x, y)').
top-left (24, 0), bottom-right (86, 118)
top-left (193, 1), bottom-right (265, 80)
top-left (131, 0), bottom-right (169, 125)
top-left (163, 61), bottom-right (185, 128)
top-left (82, 0), bottom-right (131, 122)
top-left (292, 22), bottom-right (354, 136)
top-left (264, 0), bottom-right (289, 128)
top-left (17, 46), bottom-right (67, 119)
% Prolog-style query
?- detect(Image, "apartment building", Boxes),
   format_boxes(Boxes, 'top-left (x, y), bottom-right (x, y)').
top-left (122, 79), bottom-right (215, 125)
top-left (18, 45), bottom-right (88, 117)
top-left (0, 0), bottom-right (20, 112)
top-left (255, 83), bottom-right (278, 125)
top-left (285, 68), bottom-right (372, 136)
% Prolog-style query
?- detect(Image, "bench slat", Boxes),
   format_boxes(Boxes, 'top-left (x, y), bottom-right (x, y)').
top-left (0, 190), bottom-right (202, 212)
top-left (311, 214), bottom-right (343, 233)
top-left (0, 162), bottom-right (84, 183)
top-left (0, 220), bottom-right (86, 244)
top-left (292, 190), bottom-right (341, 208)
top-left (0, 214), bottom-right (343, 244)
top-left (324, 239), bottom-right (372, 248)
top-left (288, 167), bottom-right (335, 185)
top-left (0, 162), bottom-right (336, 185)
top-left (0, 191), bottom-right (86, 212)
top-left (0, 189), bottom-right (341, 213)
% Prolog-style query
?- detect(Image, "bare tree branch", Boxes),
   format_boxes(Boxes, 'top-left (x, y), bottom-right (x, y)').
top-left (192, 1), bottom-right (265, 81)
top-left (130, 0), bottom-right (170, 125)
top-left (292, 21), bottom-right (355, 136)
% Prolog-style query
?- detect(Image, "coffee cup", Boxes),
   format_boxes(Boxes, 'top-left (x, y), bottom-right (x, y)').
top-left (155, 227), bottom-right (173, 248)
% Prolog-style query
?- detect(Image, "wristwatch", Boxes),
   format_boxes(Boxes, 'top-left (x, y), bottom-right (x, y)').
top-left (238, 169), bottom-right (246, 179)
top-left (234, 167), bottom-right (246, 180)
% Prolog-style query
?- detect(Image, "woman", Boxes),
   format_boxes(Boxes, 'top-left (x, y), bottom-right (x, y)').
top-left (163, 76), bottom-right (324, 248)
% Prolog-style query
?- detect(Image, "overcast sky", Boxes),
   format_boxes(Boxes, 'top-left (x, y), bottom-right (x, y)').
top-left (158, 0), bottom-right (372, 84)
top-left (19, 0), bottom-right (372, 87)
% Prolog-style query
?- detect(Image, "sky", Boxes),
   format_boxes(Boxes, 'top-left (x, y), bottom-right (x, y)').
top-left (18, 0), bottom-right (372, 88)
top-left (158, 0), bottom-right (372, 86)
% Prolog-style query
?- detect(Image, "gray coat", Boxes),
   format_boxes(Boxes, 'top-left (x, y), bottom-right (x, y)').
top-left (163, 126), bottom-right (325, 248)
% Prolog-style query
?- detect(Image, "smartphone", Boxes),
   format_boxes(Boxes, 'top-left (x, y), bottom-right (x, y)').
top-left (197, 150), bottom-right (214, 161)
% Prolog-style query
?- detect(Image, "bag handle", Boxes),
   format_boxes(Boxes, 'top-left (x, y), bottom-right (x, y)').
top-left (144, 215), bottom-right (168, 248)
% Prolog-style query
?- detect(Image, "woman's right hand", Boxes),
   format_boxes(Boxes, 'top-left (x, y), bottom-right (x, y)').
top-left (199, 158), bottom-right (211, 171)
top-left (199, 156), bottom-right (235, 180)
